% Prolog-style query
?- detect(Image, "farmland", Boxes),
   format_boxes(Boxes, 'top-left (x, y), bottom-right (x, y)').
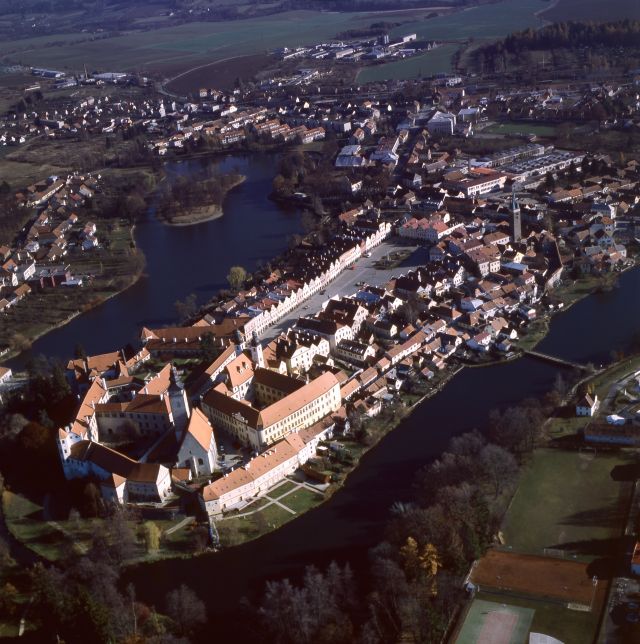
top-left (0, 0), bottom-right (555, 83)
top-left (388, 0), bottom-right (548, 43)
top-left (166, 53), bottom-right (275, 94)
top-left (0, 10), bottom-right (437, 77)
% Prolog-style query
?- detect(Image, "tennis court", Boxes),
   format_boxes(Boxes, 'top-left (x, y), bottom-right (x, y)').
top-left (455, 599), bottom-right (534, 644)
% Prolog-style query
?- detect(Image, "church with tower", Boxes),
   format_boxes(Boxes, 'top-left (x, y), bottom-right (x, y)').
top-left (57, 360), bottom-right (219, 504)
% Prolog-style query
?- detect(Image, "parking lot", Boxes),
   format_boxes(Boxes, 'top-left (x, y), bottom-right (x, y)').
top-left (263, 237), bottom-right (428, 341)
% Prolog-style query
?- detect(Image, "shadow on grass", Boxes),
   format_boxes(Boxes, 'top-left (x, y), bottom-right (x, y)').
top-left (548, 536), bottom-right (626, 559)
top-left (559, 505), bottom-right (628, 530)
top-left (610, 463), bottom-right (640, 482)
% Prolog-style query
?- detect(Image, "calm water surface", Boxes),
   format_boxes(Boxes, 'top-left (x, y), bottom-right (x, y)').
top-left (124, 267), bottom-right (640, 639)
top-left (13, 154), bottom-right (301, 367)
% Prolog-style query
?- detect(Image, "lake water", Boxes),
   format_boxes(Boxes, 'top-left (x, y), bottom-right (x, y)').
top-left (14, 147), bottom-right (640, 638)
top-left (13, 153), bottom-right (302, 367)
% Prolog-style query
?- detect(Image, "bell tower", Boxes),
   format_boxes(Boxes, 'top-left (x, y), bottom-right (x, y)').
top-left (168, 366), bottom-right (190, 440)
top-left (511, 186), bottom-right (522, 242)
top-left (250, 331), bottom-right (265, 369)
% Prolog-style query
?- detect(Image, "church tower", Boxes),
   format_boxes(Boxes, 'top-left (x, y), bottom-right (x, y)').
top-left (168, 366), bottom-right (190, 440)
top-left (250, 331), bottom-right (265, 369)
top-left (511, 186), bottom-right (522, 242)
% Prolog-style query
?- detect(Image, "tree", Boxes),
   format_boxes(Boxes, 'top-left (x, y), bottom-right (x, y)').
top-left (227, 265), bottom-right (247, 291)
top-left (478, 444), bottom-right (519, 498)
top-left (420, 543), bottom-right (442, 596)
top-left (0, 582), bottom-right (18, 617)
top-left (106, 508), bottom-right (137, 564)
top-left (82, 482), bottom-right (102, 518)
top-left (489, 400), bottom-right (544, 456)
top-left (141, 521), bottom-right (161, 553)
top-left (544, 171), bottom-right (556, 191)
top-left (74, 343), bottom-right (87, 360)
top-left (174, 292), bottom-right (198, 323)
top-left (165, 584), bottom-right (206, 637)
top-left (199, 332), bottom-right (217, 363)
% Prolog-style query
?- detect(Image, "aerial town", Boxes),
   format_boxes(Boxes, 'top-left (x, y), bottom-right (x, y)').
top-left (0, 1), bottom-right (640, 643)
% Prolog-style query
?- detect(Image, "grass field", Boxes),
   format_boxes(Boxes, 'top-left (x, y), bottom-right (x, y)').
top-left (0, 0), bottom-right (550, 78)
top-left (501, 449), bottom-right (634, 559)
top-left (388, 0), bottom-right (547, 44)
top-left (357, 44), bottom-right (458, 83)
top-left (215, 479), bottom-right (324, 546)
top-left (456, 598), bottom-right (534, 644)
top-left (482, 122), bottom-right (559, 137)
top-left (541, 0), bottom-right (640, 22)
top-left (0, 11), bottom-right (425, 76)
top-left (279, 487), bottom-right (323, 514)
top-left (166, 53), bottom-right (274, 93)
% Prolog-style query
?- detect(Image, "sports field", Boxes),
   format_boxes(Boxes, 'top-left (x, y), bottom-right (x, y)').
top-left (456, 599), bottom-right (534, 644)
top-left (459, 591), bottom-right (605, 644)
top-left (501, 449), bottom-right (634, 559)
top-left (470, 550), bottom-right (597, 605)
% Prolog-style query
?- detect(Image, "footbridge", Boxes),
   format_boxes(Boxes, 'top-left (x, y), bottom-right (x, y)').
top-left (524, 350), bottom-right (590, 371)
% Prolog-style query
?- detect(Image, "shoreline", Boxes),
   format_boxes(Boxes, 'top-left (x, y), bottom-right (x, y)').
top-left (205, 263), bottom-right (638, 549)
top-left (6, 225), bottom-right (145, 367)
top-left (158, 174), bottom-right (247, 227)
top-left (8, 249), bottom-right (637, 557)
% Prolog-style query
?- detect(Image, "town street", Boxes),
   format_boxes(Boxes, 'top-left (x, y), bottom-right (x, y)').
top-left (263, 238), bottom-right (428, 341)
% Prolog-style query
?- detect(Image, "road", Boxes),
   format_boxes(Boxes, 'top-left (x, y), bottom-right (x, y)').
top-left (262, 238), bottom-right (429, 342)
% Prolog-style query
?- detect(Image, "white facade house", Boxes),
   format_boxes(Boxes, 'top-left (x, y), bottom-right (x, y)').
top-left (576, 393), bottom-right (599, 417)
top-left (427, 111), bottom-right (456, 136)
top-left (200, 421), bottom-right (332, 516)
top-left (176, 408), bottom-right (219, 476)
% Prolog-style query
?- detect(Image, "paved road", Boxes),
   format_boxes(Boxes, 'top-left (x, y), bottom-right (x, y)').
top-left (263, 238), bottom-right (428, 342)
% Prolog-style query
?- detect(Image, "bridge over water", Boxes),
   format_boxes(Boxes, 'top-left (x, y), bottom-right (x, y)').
top-left (524, 350), bottom-right (591, 371)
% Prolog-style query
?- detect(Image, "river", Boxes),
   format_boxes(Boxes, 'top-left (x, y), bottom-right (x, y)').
top-left (123, 267), bottom-right (640, 640)
top-left (11, 153), bottom-right (302, 368)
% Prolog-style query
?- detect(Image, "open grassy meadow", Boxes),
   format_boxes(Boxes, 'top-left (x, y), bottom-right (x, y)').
top-left (0, 0), bottom-right (553, 82)
top-left (388, 0), bottom-right (547, 44)
top-left (357, 44), bottom-right (458, 83)
top-left (0, 10), bottom-right (433, 77)
top-left (501, 449), bottom-right (635, 560)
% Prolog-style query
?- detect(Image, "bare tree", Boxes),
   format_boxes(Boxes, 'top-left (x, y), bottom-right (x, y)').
top-left (165, 584), bottom-right (207, 637)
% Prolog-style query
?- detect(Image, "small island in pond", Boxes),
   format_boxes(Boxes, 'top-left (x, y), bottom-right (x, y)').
top-left (157, 171), bottom-right (246, 226)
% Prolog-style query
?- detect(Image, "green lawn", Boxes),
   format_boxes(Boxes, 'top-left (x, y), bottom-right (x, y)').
top-left (590, 355), bottom-right (640, 401)
top-left (3, 491), bottom-right (195, 562)
top-left (279, 487), bottom-right (323, 514)
top-left (502, 449), bottom-right (634, 559)
top-left (483, 122), bottom-right (559, 137)
top-left (2, 491), bottom-right (66, 561)
top-left (270, 480), bottom-right (297, 497)
top-left (216, 503), bottom-right (293, 546)
top-left (546, 415), bottom-right (590, 439)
